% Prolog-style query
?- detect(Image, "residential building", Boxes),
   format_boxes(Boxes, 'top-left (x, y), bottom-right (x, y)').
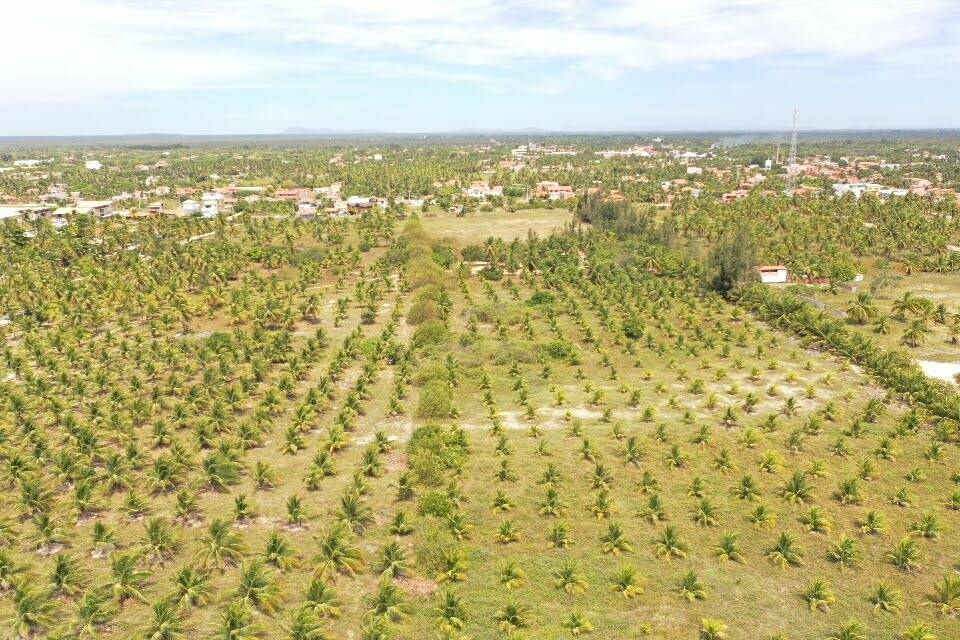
top-left (534, 181), bottom-right (574, 200)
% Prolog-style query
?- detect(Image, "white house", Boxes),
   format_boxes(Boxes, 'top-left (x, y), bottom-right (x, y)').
top-left (686, 166), bottom-right (703, 175)
top-left (463, 181), bottom-right (504, 200)
top-left (757, 265), bottom-right (789, 284)
top-left (84, 160), bottom-right (103, 171)
top-left (201, 191), bottom-right (224, 218)
top-left (182, 199), bottom-right (200, 214)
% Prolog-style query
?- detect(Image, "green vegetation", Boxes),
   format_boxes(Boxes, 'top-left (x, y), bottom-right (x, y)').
top-left (0, 138), bottom-right (958, 639)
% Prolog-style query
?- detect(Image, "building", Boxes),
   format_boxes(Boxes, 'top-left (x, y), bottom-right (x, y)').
top-left (315, 182), bottom-right (342, 198)
top-left (84, 160), bottom-right (103, 171)
top-left (51, 200), bottom-right (113, 218)
top-left (757, 265), bottom-right (789, 284)
top-left (721, 190), bottom-right (750, 204)
top-left (535, 181), bottom-right (574, 200)
top-left (201, 191), bottom-right (224, 218)
top-left (181, 199), bottom-right (200, 214)
top-left (297, 201), bottom-right (318, 218)
top-left (275, 188), bottom-right (314, 202)
top-left (463, 181), bottom-right (502, 199)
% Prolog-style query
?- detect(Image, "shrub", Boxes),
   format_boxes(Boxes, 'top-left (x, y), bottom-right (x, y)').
top-left (414, 522), bottom-right (457, 574)
top-left (542, 339), bottom-right (582, 364)
top-left (432, 243), bottom-right (456, 269)
top-left (414, 361), bottom-right (448, 387)
top-left (461, 245), bottom-right (486, 262)
top-left (409, 259), bottom-right (445, 290)
top-left (622, 316), bottom-right (645, 339)
top-left (418, 490), bottom-right (455, 517)
top-left (492, 343), bottom-right (537, 366)
top-left (408, 424), bottom-right (467, 485)
top-left (407, 298), bottom-right (440, 326)
top-left (527, 290), bottom-right (556, 306)
top-left (479, 265), bottom-right (503, 281)
top-left (412, 320), bottom-right (450, 350)
top-left (417, 380), bottom-right (453, 419)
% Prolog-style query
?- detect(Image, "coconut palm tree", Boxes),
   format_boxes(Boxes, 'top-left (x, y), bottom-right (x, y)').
top-left (213, 601), bottom-right (262, 640)
top-left (195, 519), bottom-right (246, 571)
top-left (70, 587), bottom-right (114, 640)
top-left (3, 581), bottom-right (56, 637)
top-left (434, 590), bottom-right (467, 631)
top-left (142, 597), bottom-right (186, 640)
top-left (924, 573), bottom-right (960, 616)
top-left (611, 565), bottom-right (644, 598)
top-left (312, 524), bottom-right (363, 579)
top-left (109, 552), bottom-right (149, 604)
top-left (494, 601), bottom-right (530, 633)
top-left (827, 620), bottom-right (867, 640)
top-left (233, 559), bottom-right (281, 614)
top-left (802, 578), bottom-right (835, 611)
top-left (765, 532), bottom-right (803, 569)
top-left (846, 293), bottom-right (878, 325)
top-left (554, 561), bottom-right (589, 594)
top-left (171, 565), bottom-right (211, 608)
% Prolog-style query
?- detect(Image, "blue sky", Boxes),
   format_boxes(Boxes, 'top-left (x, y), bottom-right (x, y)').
top-left (4, 0), bottom-right (959, 135)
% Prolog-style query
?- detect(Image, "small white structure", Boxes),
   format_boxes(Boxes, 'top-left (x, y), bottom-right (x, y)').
top-left (182, 199), bottom-right (199, 214)
top-left (686, 166), bottom-right (703, 175)
top-left (757, 265), bottom-right (789, 284)
top-left (84, 160), bottom-right (102, 171)
top-left (0, 205), bottom-right (29, 220)
top-left (201, 191), bottom-right (224, 218)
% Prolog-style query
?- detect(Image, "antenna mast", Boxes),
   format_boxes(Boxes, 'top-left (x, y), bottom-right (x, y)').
top-left (785, 107), bottom-right (799, 193)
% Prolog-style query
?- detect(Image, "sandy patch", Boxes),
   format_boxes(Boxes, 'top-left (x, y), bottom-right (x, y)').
top-left (918, 360), bottom-right (960, 384)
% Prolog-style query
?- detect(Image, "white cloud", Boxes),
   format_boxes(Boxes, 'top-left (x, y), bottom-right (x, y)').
top-left (3, 0), bottom-right (957, 102)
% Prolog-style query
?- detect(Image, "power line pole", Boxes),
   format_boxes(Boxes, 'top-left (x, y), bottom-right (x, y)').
top-left (785, 107), bottom-right (799, 193)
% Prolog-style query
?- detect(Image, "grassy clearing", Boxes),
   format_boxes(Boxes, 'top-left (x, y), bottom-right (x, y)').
top-left (420, 208), bottom-right (574, 247)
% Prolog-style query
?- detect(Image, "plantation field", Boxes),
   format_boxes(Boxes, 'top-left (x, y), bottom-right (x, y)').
top-left (0, 213), bottom-right (957, 640)
top-left (798, 269), bottom-right (960, 366)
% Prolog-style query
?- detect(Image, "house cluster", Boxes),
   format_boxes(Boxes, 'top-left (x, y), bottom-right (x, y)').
top-left (510, 143), bottom-right (578, 160)
top-left (533, 181), bottom-right (575, 200)
top-left (462, 181), bottom-right (504, 200)
top-left (0, 200), bottom-right (114, 227)
top-left (595, 146), bottom-right (656, 159)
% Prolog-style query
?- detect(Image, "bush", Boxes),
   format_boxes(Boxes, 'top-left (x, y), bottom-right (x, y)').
top-left (416, 380), bottom-right (453, 419)
top-left (412, 320), bottom-right (450, 350)
top-left (408, 423), bottom-right (467, 484)
top-left (492, 340), bottom-right (538, 365)
top-left (418, 490), bottom-right (455, 517)
top-left (414, 522), bottom-right (457, 573)
top-left (431, 243), bottom-right (456, 269)
top-left (527, 290), bottom-right (556, 306)
top-left (414, 361), bottom-right (448, 386)
top-left (622, 315), bottom-right (645, 339)
top-left (406, 298), bottom-right (440, 326)
top-left (461, 245), bottom-right (486, 262)
top-left (541, 339), bottom-right (582, 364)
top-left (479, 265), bottom-right (503, 281)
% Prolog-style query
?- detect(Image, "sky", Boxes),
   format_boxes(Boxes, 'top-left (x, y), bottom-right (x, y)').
top-left (3, 0), bottom-right (960, 135)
